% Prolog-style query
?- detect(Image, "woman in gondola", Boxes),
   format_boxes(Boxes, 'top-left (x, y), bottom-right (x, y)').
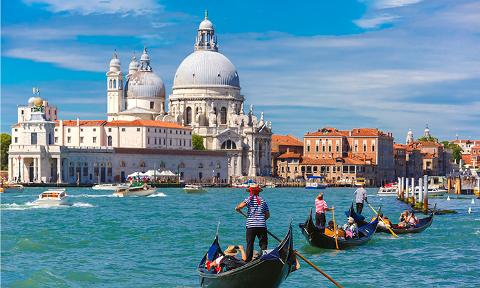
top-left (342, 217), bottom-right (358, 239)
top-left (207, 245), bottom-right (247, 273)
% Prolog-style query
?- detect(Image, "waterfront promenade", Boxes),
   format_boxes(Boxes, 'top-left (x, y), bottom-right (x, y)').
top-left (1, 187), bottom-right (478, 287)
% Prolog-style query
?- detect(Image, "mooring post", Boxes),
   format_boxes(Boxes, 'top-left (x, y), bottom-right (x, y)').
top-left (423, 175), bottom-right (429, 212)
top-left (447, 177), bottom-right (451, 194)
top-left (418, 177), bottom-right (423, 205)
top-left (405, 178), bottom-right (410, 204)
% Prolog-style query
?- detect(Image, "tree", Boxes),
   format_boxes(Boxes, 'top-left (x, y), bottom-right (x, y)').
top-left (192, 134), bottom-right (205, 150)
top-left (417, 135), bottom-right (438, 142)
top-left (441, 141), bottom-right (463, 163)
top-left (1, 133), bottom-right (12, 170)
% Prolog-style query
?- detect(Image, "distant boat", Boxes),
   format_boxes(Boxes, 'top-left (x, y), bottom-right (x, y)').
top-left (232, 179), bottom-right (257, 188)
top-left (305, 176), bottom-right (327, 189)
top-left (92, 183), bottom-right (129, 191)
top-left (412, 186), bottom-right (447, 197)
top-left (34, 189), bottom-right (68, 206)
top-left (113, 183), bottom-right (156, 197)
top-left (184, 184), bottom-right (206, 193)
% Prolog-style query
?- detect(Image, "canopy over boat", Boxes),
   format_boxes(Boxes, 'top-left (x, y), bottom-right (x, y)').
top-left (299, 209), bottom-right (378, 250)
top-left (198, 225), bottom-right (297, 288)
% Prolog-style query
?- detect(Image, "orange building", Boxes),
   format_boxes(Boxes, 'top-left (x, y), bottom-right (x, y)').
top-left (271, 134), bottom-right (303, 177)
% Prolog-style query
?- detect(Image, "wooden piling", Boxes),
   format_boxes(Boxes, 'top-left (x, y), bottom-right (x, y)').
top-left (455, 177), bottom-right (461, 195)
top-left (423, 175), bottom-right (429, 213)
top-left (447, 177), bottom-right (452, 194)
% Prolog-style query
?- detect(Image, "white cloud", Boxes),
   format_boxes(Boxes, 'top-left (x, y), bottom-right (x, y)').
top-left (23, 0), bottom-right (160, 15)
top-left (372, 0), bottom-right (423, 9)
top-left (354, 14), bottom-right (399, 29)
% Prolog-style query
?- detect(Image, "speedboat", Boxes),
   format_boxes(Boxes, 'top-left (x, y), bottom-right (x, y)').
top-left (34, 189), bottom-right (68, 205)
top-left (92, 183), bottom-right (129, 191)
top-left (113, 183), bottom-right (156, 197)
top-left (377, 183), bottom-right (398, 197)
top-left (232, 179), bottom-right (257, 188)
top-left (183, 184), bottom-right (206, 193)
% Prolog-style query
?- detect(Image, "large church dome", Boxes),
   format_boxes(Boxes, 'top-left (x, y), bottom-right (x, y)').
top-left (173, 50), bottom-right (240, 89)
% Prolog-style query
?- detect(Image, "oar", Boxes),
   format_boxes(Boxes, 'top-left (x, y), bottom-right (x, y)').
top-left (236, 210), bottom-right (343, 288)
top-left (366, 202), bottom-right (398, 238)
top-left (331, 208), bottom-right (339, 250)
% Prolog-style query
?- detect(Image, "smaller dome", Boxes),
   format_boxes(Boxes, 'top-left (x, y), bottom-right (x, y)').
top-left (129, 56), bottom-right (139, 73)
top-left (140, 48), bottom-right (150, 62)
top-left (33, 97), bottom-right (43, 107)
top-left (126, 71), bottom-right (165, 99)
top-left (109, 52), bottom-right (121, 72)
top-left (199, 19), bottom-right (213, 30)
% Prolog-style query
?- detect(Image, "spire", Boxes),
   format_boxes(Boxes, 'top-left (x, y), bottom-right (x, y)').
top-left (195, 11), bottom-right (217, 52)
top-left (406, 128), bottom-right (414, 144)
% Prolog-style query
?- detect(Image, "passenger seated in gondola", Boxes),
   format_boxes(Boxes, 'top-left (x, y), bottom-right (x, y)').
top-left (342, 217), bottom-right (358, 238)
top-left (207, 245), bottom-right (247, 273)
top-left (324, 220), bottom-right (346, 238)
top-left (398, 211), bottom-right (410, 228)
top-left (407, 211), bottom-right (419, 227)
top-left (373, 213), bottom-right (392, 229)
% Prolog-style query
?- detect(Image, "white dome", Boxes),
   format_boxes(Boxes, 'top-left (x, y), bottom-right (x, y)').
top-left (129, 58), bottom-right (139, 72)
top-left (126, 71), bottom-right (165, 99)
top-left (173, 50), bottom-right (240, 89)
top-left (199, 19), bottom-right (213, 30)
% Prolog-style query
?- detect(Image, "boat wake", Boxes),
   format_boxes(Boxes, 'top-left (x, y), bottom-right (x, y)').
top-left (1, 201), bottom-right (94, 210)
top-left (69, 194), bottom-right (115, 198)
top-left (147, 192), bottom-right (167, 197)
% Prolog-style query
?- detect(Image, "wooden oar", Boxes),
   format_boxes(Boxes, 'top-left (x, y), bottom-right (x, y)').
top-left (331, 208), bottom-right (339, 250)
top-left (366, 202), bottom-right (398, 238)
top-left (236, 210), bottom-right (343, 288)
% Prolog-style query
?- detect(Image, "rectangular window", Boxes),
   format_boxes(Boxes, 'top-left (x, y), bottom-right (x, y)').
top-left (148, 128), bottom-right (150, 132)
top-left (93, 128), bottom-right (96, 132)
top-left (107, 167), bottom-right (112, 177)
top-left (93, 137), bottom-right (97, 143)
top-left (67, 136), bottom-right (71, 143)
top-left (147, 137), bottom-right (150, 145)
top-left (170, 139), bottom-right (172, 145)
top-left (122, 128), bottom-right (125, 132)
top-left (363, 144), bottom-right (367, 151)
top-left (316, 145), bottom-right (319, 152)
top-left (80, 137), bottom-right (84, 143)
top-left (170, 130), bottom-right (172, 134)
top-left (372, 145), bottom-right (375, 152)
top-left (328, 145), bottom-right (332, 152)
top-left (83, 166), bottom-right (88, 176)
top-left (336, 145), bottom-right (339, 152)
top-left (137, 128), bottom-right (140, 132)
top-left (108, 128), bottom-right (112, 132)
top-left (307, 145), bottom-right (310, 152)
top-left (54, 137), bottom-right (58, 143)
top-left (14, 137), bottom-right (18, 143)
top-left (322, 145), bottom-right (326, 152)
top-left (67, 128), bottom-right (71, 133)
top-left (150, 102), bottom-right (154, 109)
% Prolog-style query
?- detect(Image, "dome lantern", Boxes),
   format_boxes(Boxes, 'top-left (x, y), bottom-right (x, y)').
top-left (128, 54), bottom-right (139, 75)
top-left (139, 47), bottom-right (152, 71)
top-left (109, 50), bottom-right (121, 72)
top-left (195, 10), bottom-right (218, 52)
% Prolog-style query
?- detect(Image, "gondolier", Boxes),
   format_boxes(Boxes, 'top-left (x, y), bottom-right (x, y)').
top-left (353, 184), bottom-right (368, 214)
top-left (235, 186), bottom-right (270, 262)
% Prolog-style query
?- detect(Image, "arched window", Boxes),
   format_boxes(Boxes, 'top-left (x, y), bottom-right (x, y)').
top-left (221, 140), bottom-right (237, 150)
top-left (113, 79), bottom-right (117, 89)
top-left (107, 136), bottom-right (112, 146)
top-left (109, 79), bottom-right (112, 89)
top-left (186, 107), bottom-right (192, 125)
top-left (220, 107), bottom-right (227, 124)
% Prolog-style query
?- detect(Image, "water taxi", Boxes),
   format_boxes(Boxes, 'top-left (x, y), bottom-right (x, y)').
top-left (413, 186), bottom-right (447, 197)
top-left (112, 183), bottom-right (156, 197)
top-left (92, 183), bottom-right (129, 191)
top-left (305, 176), bottom-right (327, 189)
top-left (183, 184), bottom-right (206, 193)
top-left (34, 189), bottom-right (68, 205)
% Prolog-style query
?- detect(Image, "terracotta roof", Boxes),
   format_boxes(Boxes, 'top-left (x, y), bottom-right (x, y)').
top-left (272, 134), bottom-right (303, 147)
top-left (55, 120), bottom-right (107, 127)
top-left (305, 127), bottom-right (349, 137)
top-left (277, 151), bottom-right (302, 159)
top-left (416, 141), bottom-right (441, 148)
top-left (422, 153), bottom-right (435, 159)
top-left (350, 128), bottom-right (390, 137)
top-left (301, 157), bottom-right (336, 165)
top-left (461, 154), bottom-right (472, 165)
top-left (394, 143), bottom-right (407, 150)
top-left (106, 119), bottom-right (191, 130)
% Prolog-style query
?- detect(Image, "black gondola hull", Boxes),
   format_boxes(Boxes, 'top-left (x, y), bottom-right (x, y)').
top-left (299, 210), bottom-right (378, 250)
top-left (376, 215), bottom-right (433, 234)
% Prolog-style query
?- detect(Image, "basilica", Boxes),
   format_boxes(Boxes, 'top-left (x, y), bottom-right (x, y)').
top-left (7, 13), bottom-right (272, 184)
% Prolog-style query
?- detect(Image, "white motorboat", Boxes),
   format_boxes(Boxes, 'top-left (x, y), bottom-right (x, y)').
top-left (113, 183), bottom-right (156, 197)
top-left (377, 184), bottom-right (398, 197)
top-left (413, 186), bottom-right (447, 197)
top-left (183, 184), bottom-right (206, 193)
top-left (305, 176), bottom-right (327, 189)
top-left (92, 183), bottom-right (129, 191)
top-left (34, 189), bottom-right (68, 205)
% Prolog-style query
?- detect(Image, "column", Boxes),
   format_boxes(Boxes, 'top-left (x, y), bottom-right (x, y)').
top-left (423, 175), bottom-right (429, 210)
top-left (57, 157), bottom-right (63, 183)
top-left (19, 158), bottom-right (24, 182)
top-left (38, 157), bottom-right (42, 183)
top-left (405, 178), bottom-right (409, 201)
top-left (8, 157), bottom-right (12, 182)
top-left (418, 177), bottom-right (423, 203)
top-left (33, 158), bottom-right (38, 182)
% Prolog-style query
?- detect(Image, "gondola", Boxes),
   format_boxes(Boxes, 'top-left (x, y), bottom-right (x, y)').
top-left (344, 203), bottom-right (368, 226)
top-left (198, 225), bottom-right (297, 288)
top-left (376, 210), bottom-right (434, 234)
top-left (299, 210), bottom-right (378, 249)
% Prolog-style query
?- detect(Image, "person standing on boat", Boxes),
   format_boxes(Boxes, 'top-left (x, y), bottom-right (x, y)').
top-left (353, 184), bottom-right (368, 214)
top-left (314, 193), bottom-right (334, 229)
top-left (235, 187), bottom-right (270, 262)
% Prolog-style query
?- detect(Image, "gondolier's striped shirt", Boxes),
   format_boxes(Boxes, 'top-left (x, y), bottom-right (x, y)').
top-left (243, 196), bottom-right (269, 228)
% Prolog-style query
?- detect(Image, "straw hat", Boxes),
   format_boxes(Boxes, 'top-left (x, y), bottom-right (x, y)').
top-left (224, 245), bottom-right (239, 256)
top-left (348, 217), bottom-right (354, 224)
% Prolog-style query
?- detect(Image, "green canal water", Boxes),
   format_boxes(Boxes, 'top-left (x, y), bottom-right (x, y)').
top-left (1, 187), bottom-right (479, 287)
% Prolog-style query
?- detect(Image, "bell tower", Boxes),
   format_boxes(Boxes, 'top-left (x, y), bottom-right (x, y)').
top-left (107, 51), bottom-right (123, 121)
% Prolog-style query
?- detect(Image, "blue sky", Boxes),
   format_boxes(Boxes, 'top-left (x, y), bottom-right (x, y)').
top-left (2, 0), bottom-right (479, 141)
